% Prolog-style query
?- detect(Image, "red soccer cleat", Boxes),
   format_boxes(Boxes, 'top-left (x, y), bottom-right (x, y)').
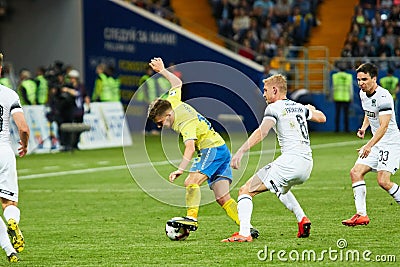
top-left (297, 216), bottom-right (311, 238)
top-left (221, 232), bottom-right (253, 242)
top-left (342, 214), bottom-right (370, 226)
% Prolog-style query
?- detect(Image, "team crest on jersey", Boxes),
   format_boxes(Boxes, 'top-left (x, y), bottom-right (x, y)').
top-left (371, 99), bottom-right (376, 107)
top-left (169, 91), bottom-right (176, 96)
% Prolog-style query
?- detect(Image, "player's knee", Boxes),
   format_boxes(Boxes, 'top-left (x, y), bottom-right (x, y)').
top-left (350, 167), bottom-right (363, 182)
top-left (238, 184), bottom-right (250, 196)
top-left (377, 177), bottom-right (391, 190)
top-left (1, 201), bottom-right (17, 211)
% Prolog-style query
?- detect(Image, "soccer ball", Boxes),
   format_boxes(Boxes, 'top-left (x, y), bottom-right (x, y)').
top-left (165, 217), bottom-right (190, 241)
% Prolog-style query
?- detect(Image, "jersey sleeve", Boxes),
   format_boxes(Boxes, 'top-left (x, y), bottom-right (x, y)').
top-left (378, 92), bottom-right (393, 115)
top-left (263, 104), bottom-right (277, 123)
top-left (9, 91), bottom-right (23, 114)
top-left (305, 106), bottom-right (313, 120)
top-left (166, 86), bottom-right (182, 103)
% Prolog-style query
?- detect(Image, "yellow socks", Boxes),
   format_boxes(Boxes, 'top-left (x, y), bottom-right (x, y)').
top-left (222, 198), bottom-right (240, 225)
top-left (186, 184), bottom-right (201, 219)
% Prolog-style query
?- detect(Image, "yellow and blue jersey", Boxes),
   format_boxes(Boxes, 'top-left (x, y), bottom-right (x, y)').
top-left (166, 86), bottom-right (225, 150)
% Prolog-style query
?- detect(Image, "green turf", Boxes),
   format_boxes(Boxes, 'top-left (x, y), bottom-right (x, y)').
top-left (10, 132), bottom-right (399, 266)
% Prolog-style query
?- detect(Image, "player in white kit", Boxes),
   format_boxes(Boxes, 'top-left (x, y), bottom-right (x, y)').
top-left (222, 74), bottom-right (326, 242)
top-left (342, 62), bottom-right (400, 226)
top-left (0, 53), bottom-right (30, 262)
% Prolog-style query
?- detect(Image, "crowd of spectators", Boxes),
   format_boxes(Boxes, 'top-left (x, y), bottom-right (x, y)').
top-left (210, 0), bottom-right (321, 65)
top-left (127, 0), bottom-right (322, 70)
top-left (124, 0), bottom-right (181, 24)
top-left (338, 0), bottom-right (400, 71)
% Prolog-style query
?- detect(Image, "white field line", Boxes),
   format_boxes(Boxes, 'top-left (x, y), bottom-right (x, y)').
top-left (19, 140), bottom-right (363, 180)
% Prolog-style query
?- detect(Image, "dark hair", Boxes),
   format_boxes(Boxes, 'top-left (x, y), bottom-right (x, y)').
top-left (356, 62), bottom-right (378, 78)
top-left (147, 99), bottom-right (172, 121)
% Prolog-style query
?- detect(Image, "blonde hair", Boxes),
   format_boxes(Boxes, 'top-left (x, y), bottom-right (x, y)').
top-left (0, 53), bottom-right (3, 66)
top-left (263, 74), bottom-right (287, 93)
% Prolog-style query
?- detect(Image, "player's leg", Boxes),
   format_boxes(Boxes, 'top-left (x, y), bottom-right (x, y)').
top-left (277, 190), bottom-right (311, 237)
top-left (2, 201), bottom-right (24, 253)
top-left (342, 163), bottom-right (371, 226)
top-left (0, 212), bottom-right (18, 262)
top-left (0, 148), bottom-right (24, 253)
top-left (212, 179), bottom-right (239, 225)
top-left (173, 172), bottom-right (208, 231)
top-left (377, 171), bottom-right (400, 204)
top-left (221, 175), bottom-right (267, 242)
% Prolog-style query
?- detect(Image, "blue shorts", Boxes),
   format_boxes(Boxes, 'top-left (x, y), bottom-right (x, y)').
top-left (189, 144), bottom-right (232, 188)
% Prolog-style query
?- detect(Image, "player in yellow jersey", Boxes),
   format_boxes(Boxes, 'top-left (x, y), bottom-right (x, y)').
top-left (147, 57), bottom-right (258, 238)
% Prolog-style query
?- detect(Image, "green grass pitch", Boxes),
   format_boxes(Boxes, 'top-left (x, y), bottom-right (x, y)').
top-left (11, 132), bottom-right (400, 266)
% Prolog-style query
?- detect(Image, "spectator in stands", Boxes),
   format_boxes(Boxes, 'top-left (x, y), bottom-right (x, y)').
top-left (371, 10), bottom-right (385, 39)
top-left (238, 38), bottom-right (255, 60)
top-left (213, 0), bottom-right (235, 38)
top-left (35, 66), bottom-right (48, 105)
top-left (273, 0), bottom-right (291, 24)
top-left (288, 6), bottom-right (307, 45)
top-left (359, 0), bottom-right (378, 20)
top-left (384, 23), bottom-right (396, 49)
top-left (253, 0), bottom-right (274, 20)
top-left (337, 42), bottom-right (354, 70)
top-left (353, 38), bottom-right (374, 57)
top-left (375, 35), bottom-right (393, 57)
top-left (375, 52), bottom-right (396, 72)
top-left (232, 7), bottom-right (250, 42)
top-left (388, 4), bottom-right (400, 34)
top-left (270, 47), bottom-right (291, 76)
top-left (17, 69), bottom-right (37, 105)
top-left (364, 23), bottom-right (377, 47)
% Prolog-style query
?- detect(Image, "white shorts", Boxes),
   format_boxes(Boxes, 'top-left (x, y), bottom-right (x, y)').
top-left (0, 145), bottom-right (19, 202)
top-left (256, 153), bottom-right (313, 194)
top-left (355, 143), bottom-right (400, 174)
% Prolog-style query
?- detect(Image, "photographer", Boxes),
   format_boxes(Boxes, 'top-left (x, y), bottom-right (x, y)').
top-left (45, 66), bottom-right (75, 151)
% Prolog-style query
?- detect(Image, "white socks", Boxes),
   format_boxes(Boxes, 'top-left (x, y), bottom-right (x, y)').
top-left (238, 194), bottom-right (253, 237)
top-left (352, 181), bottom-right (367, 216)
top-left (3, 205), bottom-right (20, 223)
top-left (0, 219), bottom-right (15, 256)
top-left (278, 191), bottom-right (305, 222)
top-left (388, 183), bottom-right (400, 204)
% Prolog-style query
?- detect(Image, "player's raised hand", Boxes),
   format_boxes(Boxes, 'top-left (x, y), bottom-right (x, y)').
top-left (149, 57), bottom-right (165, 73)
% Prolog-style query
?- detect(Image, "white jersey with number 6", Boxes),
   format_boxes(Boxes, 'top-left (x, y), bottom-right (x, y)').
top-left (263, 99), bottom-right (313, 157)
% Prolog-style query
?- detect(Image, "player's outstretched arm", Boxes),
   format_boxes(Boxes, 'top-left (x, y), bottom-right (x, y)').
top-left (149, 57), bottom-right (182, 90)
top-left (231, 118), bottom-right (274, 169)
top-left (12, 112), bottom-right (30, 157)
top-left (305, 104), bottom-right (326, 123)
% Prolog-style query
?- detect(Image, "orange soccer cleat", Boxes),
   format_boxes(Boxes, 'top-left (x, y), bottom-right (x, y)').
top-left (221, 232), bottom-right (253, 242)
top-left (297, 216), bottom-right (311, 238)
top-left (342, 214), bottom-right (370, 226)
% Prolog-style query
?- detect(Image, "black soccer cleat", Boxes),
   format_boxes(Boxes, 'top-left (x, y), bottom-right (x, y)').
top-left (250, 227), bottom-right (260, 239)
